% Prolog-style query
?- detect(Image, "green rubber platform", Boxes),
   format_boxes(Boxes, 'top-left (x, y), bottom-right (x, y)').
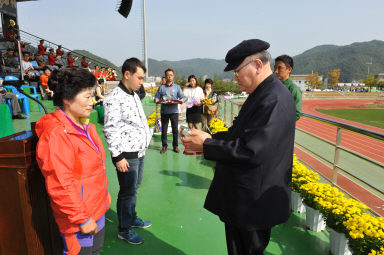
top-left (12, 99), bottom-right (330, 255)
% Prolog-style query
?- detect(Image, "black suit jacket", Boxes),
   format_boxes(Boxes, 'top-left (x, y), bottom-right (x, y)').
top-left (203, 73), bottom-right (296, 230)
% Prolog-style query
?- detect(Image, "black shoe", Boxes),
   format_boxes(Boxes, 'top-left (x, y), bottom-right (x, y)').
top-left (12, 114), bottom-right (26, 119)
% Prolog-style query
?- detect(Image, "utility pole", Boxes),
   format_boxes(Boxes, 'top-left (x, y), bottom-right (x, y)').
top-left (366, 57), bottom-right (372, 74)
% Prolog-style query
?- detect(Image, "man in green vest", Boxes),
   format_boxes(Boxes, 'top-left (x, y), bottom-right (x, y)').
top-left (274, 55), bottom-right (302, 120)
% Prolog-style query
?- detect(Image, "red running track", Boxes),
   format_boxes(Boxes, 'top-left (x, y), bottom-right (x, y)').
top-left (295, 99), bottom-right (384, 216)
top-left (297, 99), bottom-right (384, 163)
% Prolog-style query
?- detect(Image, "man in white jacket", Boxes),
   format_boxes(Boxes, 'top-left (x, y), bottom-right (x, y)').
top-left (103, 58), bottom-right (152, 245)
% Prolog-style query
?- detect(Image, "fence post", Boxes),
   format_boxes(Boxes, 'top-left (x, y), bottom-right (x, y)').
top-left (230, 102), bottom-right (234, 124)
top-left (224, 100), bottom-right (227, 125)
top-left (332, 128), bottom-right (343, 183)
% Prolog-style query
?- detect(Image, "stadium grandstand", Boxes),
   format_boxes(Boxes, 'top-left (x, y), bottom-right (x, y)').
top-left (0, 1), bottom-right (118, 86)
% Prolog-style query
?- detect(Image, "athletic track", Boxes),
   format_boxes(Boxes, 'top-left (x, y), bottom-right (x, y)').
top-left (294, 99), bottom-right (384, 216)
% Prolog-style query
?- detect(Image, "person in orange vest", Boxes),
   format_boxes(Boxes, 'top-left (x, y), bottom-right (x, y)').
top-left (93, 65), bottom-right (100, 78)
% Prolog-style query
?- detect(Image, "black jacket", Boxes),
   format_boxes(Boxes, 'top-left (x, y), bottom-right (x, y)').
top-left (203, 73), bottom-right (296, 230)
top-left (136, 84), bottom-right (146, 100)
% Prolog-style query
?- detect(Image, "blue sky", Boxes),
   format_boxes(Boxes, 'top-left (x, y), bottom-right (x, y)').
top-left (18, 0), bottom-right (384, 67)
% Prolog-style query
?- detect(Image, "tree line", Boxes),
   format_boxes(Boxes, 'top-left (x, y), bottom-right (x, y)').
top-left (305, 69), bottom-right (384, 91)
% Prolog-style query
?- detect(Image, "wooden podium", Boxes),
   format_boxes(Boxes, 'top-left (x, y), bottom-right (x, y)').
top-left (0, 129), bottom-right (62, 254)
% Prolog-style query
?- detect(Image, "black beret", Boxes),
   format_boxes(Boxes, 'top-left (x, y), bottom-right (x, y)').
top-left (224, 39), bottom-right (270, 72)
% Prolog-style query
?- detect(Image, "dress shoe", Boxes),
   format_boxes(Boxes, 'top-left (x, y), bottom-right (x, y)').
top-left (160, 147), bottom-right (167, 154)
top-left (12, 114), bottom-right (26, 119)
top-left (173, 147), bottom-right (180, 153)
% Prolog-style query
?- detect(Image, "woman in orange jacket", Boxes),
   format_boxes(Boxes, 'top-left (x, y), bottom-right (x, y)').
top-left (35, 68), bottom-right (111, 255)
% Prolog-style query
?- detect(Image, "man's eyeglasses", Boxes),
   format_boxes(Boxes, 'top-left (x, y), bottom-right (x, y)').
top-left (233, 59), bottom-right (253, 77)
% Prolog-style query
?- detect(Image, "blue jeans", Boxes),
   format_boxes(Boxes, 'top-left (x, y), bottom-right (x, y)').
top-left (116, 156), bottom-right (145, 232)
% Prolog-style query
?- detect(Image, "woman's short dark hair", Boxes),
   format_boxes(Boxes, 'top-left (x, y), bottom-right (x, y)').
top-left (122, 58), bottom-right (146, 75)
top-left (49, 68), bottom-right (96, 107)
top-left (204, 78), bottom-right (213, 85)
top-left (98, 79), bottom-right (104, 85)
top-left (204, 78), bottom-right (213, 90)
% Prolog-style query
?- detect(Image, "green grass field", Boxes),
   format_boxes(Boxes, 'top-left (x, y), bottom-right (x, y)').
top-left (316, 109), bottom-right (384, 129)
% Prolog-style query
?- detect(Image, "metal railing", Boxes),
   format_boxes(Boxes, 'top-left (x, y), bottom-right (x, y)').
top-left (18, 29), bottom-right (113, 69)
top-left (217, 96), bottom-right (384, 215)
top-left (217, 96), bottom-right (242, 125)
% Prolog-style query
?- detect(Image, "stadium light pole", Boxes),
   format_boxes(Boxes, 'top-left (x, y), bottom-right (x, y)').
top-left (142, 0), bottom-right (148, 80)
top-left (117, 0), bottom-right (148, 80)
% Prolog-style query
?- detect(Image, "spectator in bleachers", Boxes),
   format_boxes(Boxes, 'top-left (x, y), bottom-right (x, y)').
top-left (56, 45), bottom-right (64, 56)
top-left (5, 28), bottom-right (16, 41)
top-left (0, 53), bottom-right (4, 74)
top-left (93, 65), bottom-right (100, 78)
top-left (39, 66), bottom-right (53, 97)
top-left (81, 56), bottom-right (88, 68)
top-left (48, 49), bottom-right (56, 66)
top-left (34, 54), bottom-right (46, 71)
top-left (100, 67), bottom-right (107, 79)
top-left (38, 39), bottom-right (46, 55)
top-left (48, 49), bottom-right (61, 69)
top-left (13, 50), bottom-right (20, 65)
top-left (0, 85), bottom-right (26, 119)
top-left (95, 79), bottom-right (105, 106)
top-left (112, 69), bottom-right (117, 81)
top-left (67, 52), bottom-right (75, 67)
top-left (106, 68), bottom-right (113, 81)
top-left (22, 51), bottom-right (40, 81)
top-left (161, 76), bottom-right (166, 85)
top-left (3, 48), bottom-right (19, 72)
top-left (14, 36), bottom-right (25, 53)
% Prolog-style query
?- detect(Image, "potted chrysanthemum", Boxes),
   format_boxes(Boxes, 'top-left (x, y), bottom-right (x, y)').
top-left (344, 213), bottom-right (384, 255)
top-left (299, 182), bottom-right (328, 232)
top-left (291, 156), bottom-right (319, 213)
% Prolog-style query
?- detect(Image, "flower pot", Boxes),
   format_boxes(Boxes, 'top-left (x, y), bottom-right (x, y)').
top-left (291, 191), bottom-right (306, 213)
top-left (328, 228), bottom-right (353, 255)
top-left (305, 206), bottom-right (326, 232)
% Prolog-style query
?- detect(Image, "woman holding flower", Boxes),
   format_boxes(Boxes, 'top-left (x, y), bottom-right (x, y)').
top-left (183, 75), bottom-right (205, 129)
top-left (201, 78), bottom-right (218, 132)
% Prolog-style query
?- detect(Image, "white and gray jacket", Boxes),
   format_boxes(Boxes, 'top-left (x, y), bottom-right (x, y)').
top-left (103, 82), bottom-right (151, 163)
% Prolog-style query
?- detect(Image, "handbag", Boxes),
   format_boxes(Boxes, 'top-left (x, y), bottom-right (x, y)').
top-left (204, 104), bottom-right (218, 115)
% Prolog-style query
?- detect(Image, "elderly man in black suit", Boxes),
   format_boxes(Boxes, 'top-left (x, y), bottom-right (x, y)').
top-left (182, 39), bottom-right (296, 255)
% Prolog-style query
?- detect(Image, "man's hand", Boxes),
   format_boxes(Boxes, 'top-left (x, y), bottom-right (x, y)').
top-left (80, 218), bottom-right (98, 235)
top-left (116, 158), bottom-right (130, 172)
top-left (155, 98), bottom-right (159, 103)
top-left (179, 99), bottom-right (184, 104)
top-left (181, 129), bottom-right (212, 152)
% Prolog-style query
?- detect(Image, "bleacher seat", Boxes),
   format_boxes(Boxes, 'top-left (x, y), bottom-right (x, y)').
top-left (1, 98), bottom-right (13, 116)
top-left (4, 85), bottom-right (30, 115)
top-left (21, 85), bottom-right (41, 112)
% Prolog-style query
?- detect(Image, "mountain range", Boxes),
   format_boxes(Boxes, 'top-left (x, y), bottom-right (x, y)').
top-left (78, 40), bottom-right (384, 82)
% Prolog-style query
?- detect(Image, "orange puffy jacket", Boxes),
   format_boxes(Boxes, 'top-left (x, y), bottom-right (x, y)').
top-left (35, 110), bottom-right (110, 234)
